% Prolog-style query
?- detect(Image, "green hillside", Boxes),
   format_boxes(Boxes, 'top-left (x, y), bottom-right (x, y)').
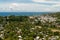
top-left (0, 12), bottom-right (60, 40)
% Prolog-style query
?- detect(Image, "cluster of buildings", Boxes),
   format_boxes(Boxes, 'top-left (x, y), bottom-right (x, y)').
top-left (29, 15), bottom-right (57, 23)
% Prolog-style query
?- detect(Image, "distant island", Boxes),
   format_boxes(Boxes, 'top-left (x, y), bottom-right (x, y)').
top-left (0, 12), bottom-right (53, 16)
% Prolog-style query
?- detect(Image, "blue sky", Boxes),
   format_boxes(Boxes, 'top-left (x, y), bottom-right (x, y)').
top-left (0, 0), bottom-right (60, 12)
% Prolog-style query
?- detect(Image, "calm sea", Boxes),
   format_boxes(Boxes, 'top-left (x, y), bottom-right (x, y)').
top-left (0, 12), bottom-right (49, 16)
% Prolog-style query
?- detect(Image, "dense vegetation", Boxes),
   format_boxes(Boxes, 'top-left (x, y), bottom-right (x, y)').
top-left (0, 12), bottom-right (60, 40)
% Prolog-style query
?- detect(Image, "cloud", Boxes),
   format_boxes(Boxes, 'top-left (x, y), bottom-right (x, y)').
top-left (0, 2), bottom-right (60, 12)
top-left (32, 0), bottom-right (60, 4)
top-left (0, 3), bottom-right (50, 12)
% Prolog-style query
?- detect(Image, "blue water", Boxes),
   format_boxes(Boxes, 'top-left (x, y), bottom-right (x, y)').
top-left (0, 12), bottom-right (49, 16)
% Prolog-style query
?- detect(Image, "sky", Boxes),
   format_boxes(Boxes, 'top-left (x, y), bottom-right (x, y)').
top-left (0, 0), bottom-right (60, 12)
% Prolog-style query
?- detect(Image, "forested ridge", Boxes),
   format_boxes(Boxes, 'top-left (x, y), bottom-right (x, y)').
top-left (0, 12), bottom-right (60, 40)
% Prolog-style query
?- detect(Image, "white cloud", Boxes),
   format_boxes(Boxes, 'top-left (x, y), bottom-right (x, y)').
top-left (32, 0), bottom-right (60, 4)
top-left (0, 3), bottom-right (60, 12)
top-left (0, 3), bottom-right (50, 12)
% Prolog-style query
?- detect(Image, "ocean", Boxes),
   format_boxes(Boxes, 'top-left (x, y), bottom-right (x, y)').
top-left (0, 12), bottom-right (49, 16)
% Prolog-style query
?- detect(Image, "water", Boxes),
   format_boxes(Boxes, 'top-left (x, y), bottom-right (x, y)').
top-left (0, 12), bottom-right (49, 16)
